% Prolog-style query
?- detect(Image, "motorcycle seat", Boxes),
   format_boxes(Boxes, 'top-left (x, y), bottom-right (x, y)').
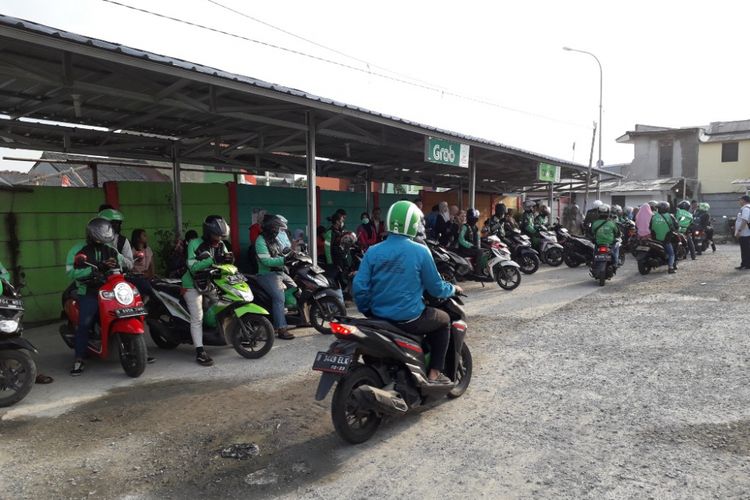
top-left (151, 279), bottom-right (183, 298)
top-left (352, 318), bottom-right (425, 343)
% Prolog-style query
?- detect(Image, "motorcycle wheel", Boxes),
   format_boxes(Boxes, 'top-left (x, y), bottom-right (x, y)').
top-left (599, 275), bottom-right (606, 287)
top-left (310, 297), bottom-right (347, 335)
top-left (637, 261), bottom-right (651, 275)
top-left (518, 254), bottom-right (540, 274)
top-left (448, 344), bottom-right (473, 399)
top-left (495, 265), bottom-right (521, 291)
top-left (149, 322), bottom-right (180, 349)
top-left (118, 334), bottom-right (147, 378)
top-left (231, 314), bottom-right (274, 359)
top-left (563, 252), bottom-right (582, 268)
top-left (331, 365), bottom-right (383, 444)
top-left (677, 245), bottom-right (687, 260)
top-left (545, 247), bottom-right (564, 267)
top-left (0, 349), bottom-right (36, 407)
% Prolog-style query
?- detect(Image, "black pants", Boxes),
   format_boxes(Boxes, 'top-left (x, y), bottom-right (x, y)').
top-left (395, 307), bottom-right (451, 372)
top-left (740, 236), bottom-right (750, 268)
top-left (458, 247), bottom-right (483, 272)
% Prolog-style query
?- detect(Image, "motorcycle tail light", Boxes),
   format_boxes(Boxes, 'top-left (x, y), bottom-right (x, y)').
top-left (331, 322), bottom-right (358, 337)
top-left (598, 246), bottom-right (609, 253)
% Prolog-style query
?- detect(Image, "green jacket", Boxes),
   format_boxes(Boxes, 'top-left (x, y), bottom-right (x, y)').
top-left (0, 260), bottom-right (9, 283)
top-left (458, 224), bottom-right (478, 249)
top-left (255, 234), bottom-right (285, 275)
top-left (522, 211), bottom-right (537, 235)
top-left (675, 208), bottom-right (693, 233)
top-left (650, 213), bottom-right (677, 242)
top-left (534, 214), bottom-right (549, 229)
top-left (181, 238), bottom-right (228, 289)
top-left (591, 219), bottom-right (619, 245)
top-left (66, 241), bottom-right (124, 295)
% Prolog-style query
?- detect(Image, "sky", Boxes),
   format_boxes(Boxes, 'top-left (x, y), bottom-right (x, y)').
top-left (1, 0), bottom-right (749, 173)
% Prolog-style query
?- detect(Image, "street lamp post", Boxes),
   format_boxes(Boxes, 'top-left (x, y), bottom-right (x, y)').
top-left (563, 46), bottom-right (603, 213)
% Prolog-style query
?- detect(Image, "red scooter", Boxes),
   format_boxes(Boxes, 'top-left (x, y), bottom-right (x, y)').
top-left (60, 258), bottom-right (148, 377)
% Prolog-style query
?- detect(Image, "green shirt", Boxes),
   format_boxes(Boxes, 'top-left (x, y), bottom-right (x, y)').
top-left (675, 208), bottom-right (693, 233)
top-left (181, 238), bottom-right (227, 289)
top-left (65, 241), bottom-right (124, 295)
top-left (591, 219), bottom-right (619, 245)
top-left (0, 260), bottom-right (9, 283)
top-left (255, 234), bottom-right (285, 275)
top-left (522, 212), bottom-right (537, 235)
top-left (458, 224), bottom-right (478, 249)
top-left (650, 213), bottom-right (676, 242)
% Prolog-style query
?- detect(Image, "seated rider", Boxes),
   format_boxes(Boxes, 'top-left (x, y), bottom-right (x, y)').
top-left (353, 200), bottom-right (461, 384)
top-left (255, 214), bottom-right (295, 340)
top-left (650, 201), bottom-right (678, 274)
top-left (484, 203), bottom-right (507, 238)
top-left (182, 215), bottom-right (234, 367)
top-left (457, 208), bottom-right (484, 273)
top-left (590, 204), bottom-right (621, 267)
top-left (676, 200), bottom-right (696, 260)
top-left (65, 218), bottom-right (123, 376)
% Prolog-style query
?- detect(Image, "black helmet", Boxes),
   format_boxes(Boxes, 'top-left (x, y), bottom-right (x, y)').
top-left (494, 203), bottom-right (507, 217)
top-left (657, 201), bottom-right (670, 214)
top-left (261, 214), bottom-right (287, 236)
top-left (202, 215), bottom-right (229, 240)
top-left (677, 200), bottom-right (690, 210)
top-left (86, 217), bottom-right (115, 245)
top-left (466, 208), bottom-right (480, 225)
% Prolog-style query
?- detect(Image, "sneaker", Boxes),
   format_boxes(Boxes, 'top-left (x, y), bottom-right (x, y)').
top-left (736, 266), bottom-right (746, 270)
top-left (196, 351), bottom-right (214, 366)
top-left (70, 361), bottom-right (84, 376)
top-left (668, 268), bottom-right (676, 274)
top-left (276, 328), bottom-right (295, 340)
top-left (426, 373), bottom-right (454, 386)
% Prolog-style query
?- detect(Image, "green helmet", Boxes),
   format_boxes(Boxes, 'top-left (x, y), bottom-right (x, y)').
top-left (386, 200), bottom-right (423, 238)
top-left (699, 202), bottom-right (710, 211)
top-left (98, 208), bottom-right (124, 221)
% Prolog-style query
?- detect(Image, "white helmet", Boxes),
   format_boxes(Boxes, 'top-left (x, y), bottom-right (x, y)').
top-left (597, 203), bottom-right (610, 214)
top-left (592, 200), bottom-right (603, 209)
top-left (524, 200), bottom-right (535, 209)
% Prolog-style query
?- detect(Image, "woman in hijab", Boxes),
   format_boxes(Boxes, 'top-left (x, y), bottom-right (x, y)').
top-left (635, 202), bottom-right (653, 238)
top-left (434, 201), bottom-right (452, 245)
top-left (356, 211), bottom-right (378, 252)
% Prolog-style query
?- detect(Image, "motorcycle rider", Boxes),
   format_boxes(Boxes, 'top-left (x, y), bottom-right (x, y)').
top-left (98, 207), bottom-right (134, 271)
top-left (183, 216), bottom-right (234, 366)
top-left (324, 212), bottom-right (346, 298)
top-left (458, 208), bottom-right (483, 273)
top-left (651, 201), bottom-right (678, 274)
top-left (611, 205), bottom-right (626, 224)
top-left (535, 204), bottom-right (551, 229)
top-left (255, 215), bottom-right (295, 340)
top-left (583, 200), bottom-right (603, 236)
top-left (65, 218), bottom-right (123, 375)
top-left (484, 203), bottom-right (507, 238)
top-left (352, 200), bottom-right (460, 385)
top-left (591, 204), bottom-right (621, 268)
top-left (521, 200), bottom-right (540, 244)
top-left (694, 202), bottom-right (717, 252)
top-left (676, 200), bottom-right (696, 260)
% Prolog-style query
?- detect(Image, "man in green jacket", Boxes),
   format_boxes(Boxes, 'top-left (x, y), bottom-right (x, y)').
top-left (650, 201), bottom-right (678, 274)
top-left (591, 204), bottom-right (621, 267)
top-left (457, 208), bottom-right (484, 273)
top-left (676, 200), bottom-right (696, 260)
top-left (255, 214), bottom-right (294, 340)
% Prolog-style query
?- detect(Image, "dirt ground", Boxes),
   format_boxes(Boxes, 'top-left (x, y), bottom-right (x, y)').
top-left (1, 245), bottom-right (749, 499)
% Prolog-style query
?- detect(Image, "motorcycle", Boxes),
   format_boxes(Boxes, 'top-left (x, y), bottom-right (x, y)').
top-left (674, 232), bottom-right (688, 261)
top-left (634, 239), bottom-right (670, 275)
top-left (590, 244), bottom-right (615, 286)
top-left (553, 224), bottom-right (595, 268)
top-left (618, 219), bottom-right (638, 256)
top-left (427, 238), bottom-right (521, 291)
top-left (147, 261), bottom-right (274, 359)
top-left (0, 276), bottom-right (36, 407)
top-left (689, 223), bottom-right (710, 255)
top-left (246, 250), bottom-right (347, 335)
top-left (60, 259), bottom-right (148, 377)
top-left (312, 293), bottom-right (472, 444)
top-left (501, 228), bottom-right (540, 275)
top-left (535, 226), bottom-right (564, 267)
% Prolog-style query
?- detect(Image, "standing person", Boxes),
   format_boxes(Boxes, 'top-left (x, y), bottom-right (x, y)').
top-left (650, 201), bottom-right (678, 274)
top-left (356, 212), bottom-right (378, 252)
top-left (424, 204), bottom-right (440, 239)
top-left (129, 228), bottom-right (154, 298)
top-left (566, 204), bottom-right (583, 234)
top-left (183, 216), bottom-right (234, 366)
top-left (98, 207), bottom-right (134, 271)
top-left (352, 200), bottom-right (460, 384)
top-left (734, 195), bottom-right (750, 270)
top-left (371, 207), bottom-right (386, 241)
top-left (675, 201), bottom-right (696, 260)
top-left (168, 229), bottom-right (197, 278)
top-left (324, 212), bottom-right (346, 298)
top-left (635, 203), bottom-right (653, 239)
top-left (457, 209), bottom-right (483, 272)
top-left (66, 218), bottom-right (124, 375)
top-left (434, 201), bottom-right (452, 245)
top-left (255, 215), bottom-right (295, 340)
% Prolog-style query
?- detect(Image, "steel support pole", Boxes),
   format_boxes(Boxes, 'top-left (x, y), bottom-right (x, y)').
top-left (548, 182), bottom-right (554, 214)
top-left (596, 174), bottom-right (601, 198)
top-left (364, 168), bottom-right (372, 213)
top-left (583, 122), bottom-right (597, 213)
top-left (171, 143), bottom-right (183, 238)
top-left (306, 111), bottom-right (317, 264)
top-left (458, 179), bottom-right (464, 209)
top-left (468, 157), bottom-right (477, 210)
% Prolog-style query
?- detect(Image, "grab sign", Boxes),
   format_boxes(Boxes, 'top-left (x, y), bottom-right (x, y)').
top-left (424, 137), bottom-right (470, 168)
top-left (538, 162), bottom-right (560, 183)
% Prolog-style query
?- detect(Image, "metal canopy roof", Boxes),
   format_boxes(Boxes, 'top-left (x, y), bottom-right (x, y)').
top-left (0, 14), bottom-right (617, 191)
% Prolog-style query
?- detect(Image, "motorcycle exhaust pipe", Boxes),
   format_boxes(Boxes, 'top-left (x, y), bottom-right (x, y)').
top-left (353, 385), bottom-right (408, 415)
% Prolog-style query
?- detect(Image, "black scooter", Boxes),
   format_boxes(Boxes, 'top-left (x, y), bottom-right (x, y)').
top-left (0, 277), bottom-right (36, 407)
top-left (553, 224), bottom-right (596, 268)
top-left (590, 244), bottom-right (616, 286)
top-left (313, 294), bottom-right (472, 444)
top-left (502, 228), bottom-right (540, 274)
top-left (247, 250), bottom-right (346, 334)
top-left (635, 239), bottom-right (670, 275)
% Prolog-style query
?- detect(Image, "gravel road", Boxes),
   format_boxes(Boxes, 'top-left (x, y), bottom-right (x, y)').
top-left (1, 245), bottom-right (748, 499)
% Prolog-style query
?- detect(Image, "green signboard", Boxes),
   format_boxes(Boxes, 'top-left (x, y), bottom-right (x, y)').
top-left (424, 136), bottom-right (470, 168)
top-left (538, 162), bottom-right (560, 183)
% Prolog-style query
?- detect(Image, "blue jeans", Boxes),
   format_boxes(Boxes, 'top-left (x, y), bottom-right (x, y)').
top-left (256, 273), bottom-right (287, 329)
top-left (664, 242), bottom-right (675, 268)
top-left (75, 294), bottom-right (99, 359)
top-left (612, 242), bottom-right (621, 267)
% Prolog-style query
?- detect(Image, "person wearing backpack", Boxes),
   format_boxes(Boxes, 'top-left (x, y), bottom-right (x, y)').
top-left (591, 204), bottom-right (621, 268)
top-left (651, 201), bottom-right (679, 274)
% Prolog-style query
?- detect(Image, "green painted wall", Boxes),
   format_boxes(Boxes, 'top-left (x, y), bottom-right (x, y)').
top-left (0, 186), bottom-right (105, 322)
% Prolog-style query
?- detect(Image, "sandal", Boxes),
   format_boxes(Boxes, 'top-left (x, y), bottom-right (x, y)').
top-left (35, 374), bottom-right (54, 384)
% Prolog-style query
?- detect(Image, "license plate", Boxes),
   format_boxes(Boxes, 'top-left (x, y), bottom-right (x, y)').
top-left (594, 254), bottom-right (609, 261)
top-left (312, 351), bottom-right (352, 374)
top-left (0, 298), bottom-right (23, 309)
top-left (226, 273), bottom-right (246, 285)
top-left (310, 265), bottom-right (325, 274)
top-left (115, 305), bottom-right (146, 318)
top-left (636, 246), bottom-right (650, 251)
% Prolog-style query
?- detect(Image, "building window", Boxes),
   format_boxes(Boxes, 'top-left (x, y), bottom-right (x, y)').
top-left (611, 195), bottom-right (626, 209)
top-left (722, 142), bottom-right (739, 162)
top-left (658, 140), bottom-right (673, 177)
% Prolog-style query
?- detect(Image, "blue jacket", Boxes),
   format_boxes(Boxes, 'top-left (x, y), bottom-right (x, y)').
top-left (353, 234), bottom-right (455, 322)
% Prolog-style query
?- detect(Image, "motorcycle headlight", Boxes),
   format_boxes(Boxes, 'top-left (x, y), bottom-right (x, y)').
top-left (113, 282), bottom-right (135, 306)
top-left (0, 319), bottom-right (19, 333)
